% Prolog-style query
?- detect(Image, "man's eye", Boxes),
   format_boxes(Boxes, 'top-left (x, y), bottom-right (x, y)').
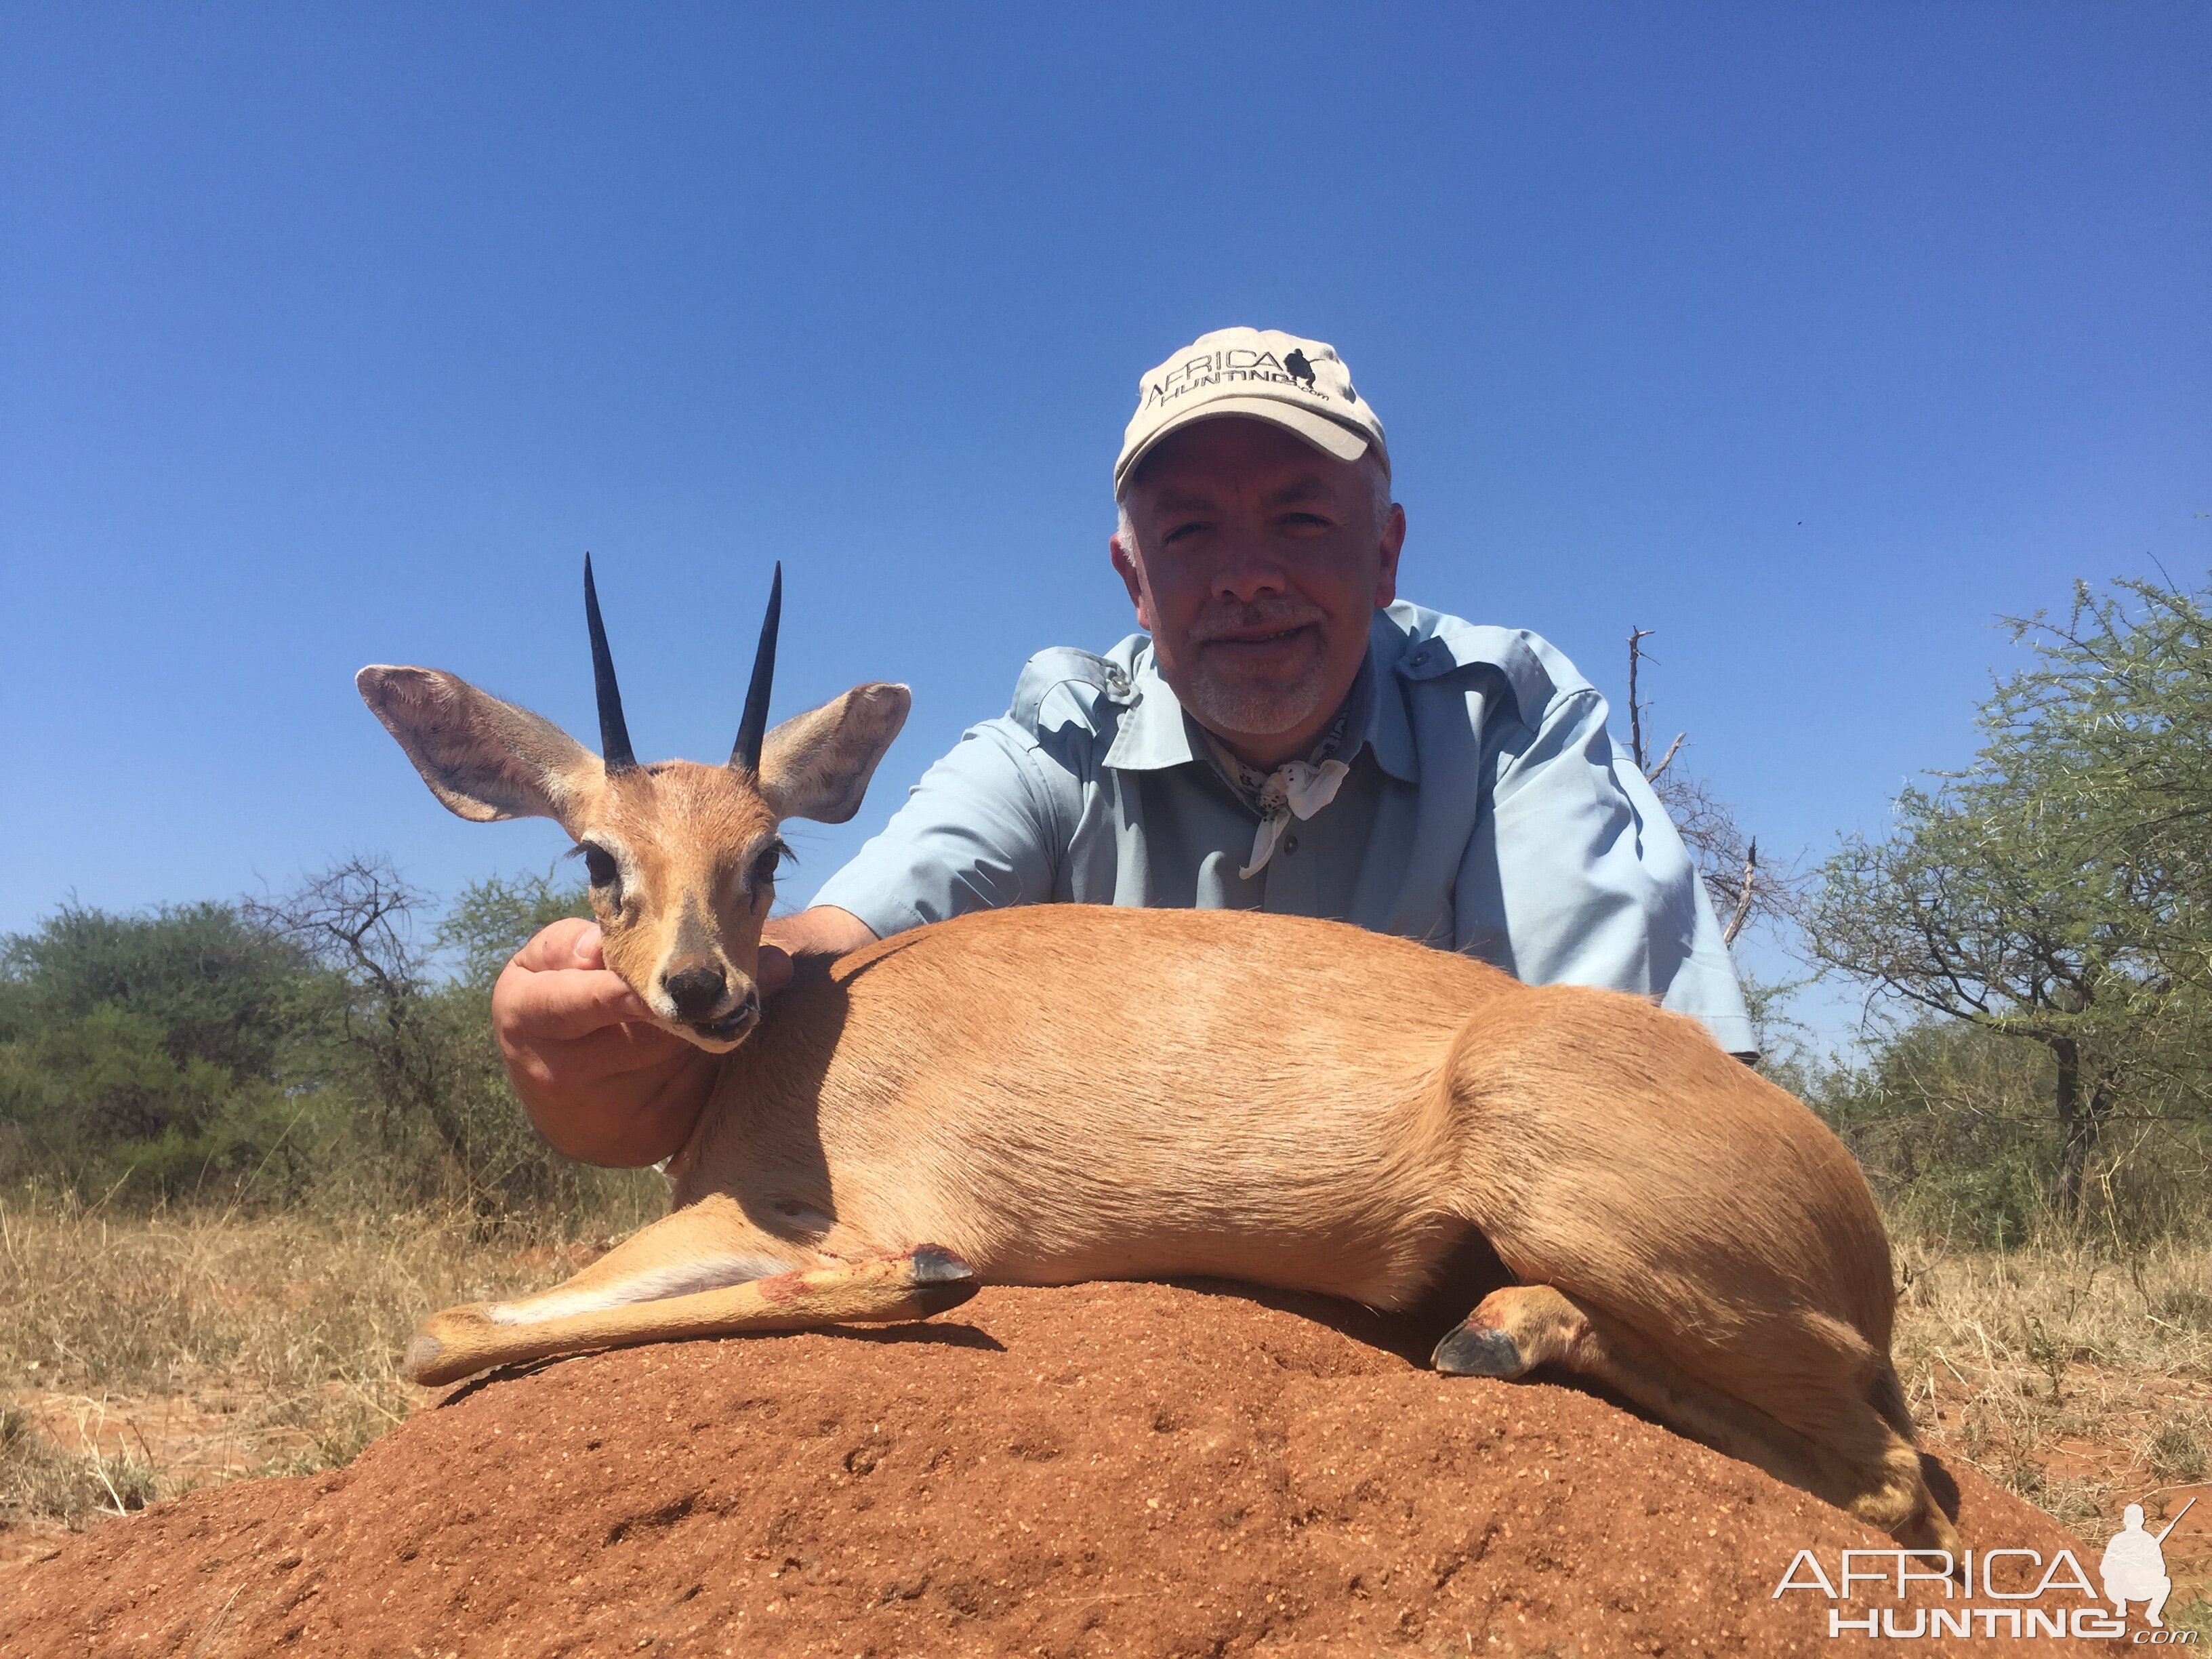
top-left (1161, 521), bottom-right (1207, 545)
top-left (581, 845), bottom-right (618, 888)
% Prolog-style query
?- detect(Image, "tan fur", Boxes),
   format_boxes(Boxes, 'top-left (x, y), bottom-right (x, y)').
top-left (402, 1235), bottom-right (977, 1387)
top-left (361, 663), bottom-right (1959, 1556)
top-left (585, 763), bottom-right (783, 1039)
top-left (356, 668), bottom-right (906, 1048)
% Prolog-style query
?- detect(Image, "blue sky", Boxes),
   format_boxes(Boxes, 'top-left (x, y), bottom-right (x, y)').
top-left (4, 4), bottom-right (2207, 1028)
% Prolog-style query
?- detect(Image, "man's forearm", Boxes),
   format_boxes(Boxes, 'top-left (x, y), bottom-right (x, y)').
top-left (526, 1042), bottom-right (722, 1168)
top-left (762, 905), bottom-right (879, 963)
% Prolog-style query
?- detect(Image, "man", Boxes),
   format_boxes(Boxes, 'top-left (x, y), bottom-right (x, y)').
top-left (495, 327), bottom-right (1754, 1168)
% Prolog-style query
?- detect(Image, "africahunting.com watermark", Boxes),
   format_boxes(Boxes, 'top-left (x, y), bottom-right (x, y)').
top-left (1774, 1497), bottom-right (2196, 1642)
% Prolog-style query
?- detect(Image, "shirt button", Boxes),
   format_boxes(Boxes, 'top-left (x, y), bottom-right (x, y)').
top-left (1283, 834), bottom-right (1300, 855)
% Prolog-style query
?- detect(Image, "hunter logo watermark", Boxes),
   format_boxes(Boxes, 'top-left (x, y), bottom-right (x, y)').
top-left (1113, 328), bottom-right (1385, 494)
top-left (1138, 344), bottom-right (1359, 411)
top-left (2105, 1502), bottom-right (2190, 1632)
top-left (1773, 1496), bottom-right (2196, 1643)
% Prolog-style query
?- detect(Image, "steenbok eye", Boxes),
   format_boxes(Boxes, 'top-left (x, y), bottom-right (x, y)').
top-left (580, 845), bottom-right (619, 888)
top-left (747, 840), bottom-right (792, 897)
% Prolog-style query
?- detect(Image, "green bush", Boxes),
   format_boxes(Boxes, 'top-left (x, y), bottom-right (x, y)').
top-left (0, 865), bottom-right (636, 1225)
top-left (0, 977), bottom-right (328, 1204)
top-left (1799, 1018), bottom-right (2211, 1249)
top-left (0, 901), bottom-right (310, 1077)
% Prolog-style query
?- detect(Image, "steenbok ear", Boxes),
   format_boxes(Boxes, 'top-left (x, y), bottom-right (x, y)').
top-left (755, 683), bottom-right (911, 824)
top-left (357, 665), bottom-right (599, 826)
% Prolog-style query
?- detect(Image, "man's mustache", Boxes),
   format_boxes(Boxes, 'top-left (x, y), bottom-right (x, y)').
top-left (1188, 601), bottom-right (1327, 644)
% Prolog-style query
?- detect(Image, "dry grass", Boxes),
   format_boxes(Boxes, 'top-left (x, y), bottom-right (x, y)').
top-left (0, 1186), bottom-right (657, 1559)
top-left (1891, 1234), bottom-right (2212, 1633)
top-left (0, 1405), bottom-right (156, 1528)
top-left (2, 1195), bottom-right (2209, 1631)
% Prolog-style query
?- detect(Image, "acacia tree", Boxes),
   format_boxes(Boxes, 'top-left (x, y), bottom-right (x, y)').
top-left (243, 855), bottom-right (459, 1176)
top-left (1804, 775), bottom-right (2139, 1213)
top-left (245, 857), bottom-right (598, 1214)
top-left (0, 902), bottom-right (318, 1197)
top-left (1803, 573), bottom-right (2212, 1216)
top-left (1986, 579), bottom-right (2212, 1089)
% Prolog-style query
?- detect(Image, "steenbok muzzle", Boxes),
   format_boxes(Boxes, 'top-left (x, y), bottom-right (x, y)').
top-left (356, 558), bottom-right (1957, 1555)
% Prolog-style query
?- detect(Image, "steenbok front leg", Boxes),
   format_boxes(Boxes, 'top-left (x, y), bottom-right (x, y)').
top-left (401, 1195), bottom-right (977, 1385)
top-left (404, 1247), bottom-right (978, 1386)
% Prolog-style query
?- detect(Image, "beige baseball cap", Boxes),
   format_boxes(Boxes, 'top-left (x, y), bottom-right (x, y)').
top-left (1114, 327), bottom-right (1387, 497)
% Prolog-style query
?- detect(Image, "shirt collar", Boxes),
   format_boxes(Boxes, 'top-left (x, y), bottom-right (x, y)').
top-left (1103, 615), bottom-right (1418, 783)
top-left (1099, 646), bottom-right (1201, 771)
top-left (1362, 607), bottom-right (1420, 783)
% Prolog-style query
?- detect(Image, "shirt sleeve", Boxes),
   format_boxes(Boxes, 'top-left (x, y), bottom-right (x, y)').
top-left (1456, 686), bottom-right (1757, 1056)
top-left (808, 716), bottom-right (1069, 941)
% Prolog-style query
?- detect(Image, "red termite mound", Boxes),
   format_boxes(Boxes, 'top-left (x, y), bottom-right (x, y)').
top-left (1, 1279), bottom-right (2100, 1657)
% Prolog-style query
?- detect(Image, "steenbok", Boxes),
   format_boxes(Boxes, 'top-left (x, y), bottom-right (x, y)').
top-left (356, 559), bottom-right (1956, 1553)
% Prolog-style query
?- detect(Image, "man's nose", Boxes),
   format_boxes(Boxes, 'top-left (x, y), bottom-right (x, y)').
top-left (1210, 534), bottom-right (1288, 603)
top-left (663, 962), bottom-right (728, 1019)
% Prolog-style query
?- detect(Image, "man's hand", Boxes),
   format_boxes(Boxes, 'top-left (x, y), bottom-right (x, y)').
top-left (493, 918), bottom-right (714, 1168)
top-left (492, 907), bottom-right (878, 1169)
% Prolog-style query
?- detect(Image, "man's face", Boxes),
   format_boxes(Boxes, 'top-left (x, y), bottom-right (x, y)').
top-left (1111, 416), bottom-right (1404, 768)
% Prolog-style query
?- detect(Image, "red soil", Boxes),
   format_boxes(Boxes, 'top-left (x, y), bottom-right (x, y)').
top-left (1, 1280), bottom-right (2108, 1657)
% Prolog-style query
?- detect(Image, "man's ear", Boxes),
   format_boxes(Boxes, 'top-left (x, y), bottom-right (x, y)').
top-left (357, 665), bottom-right (599, 826)
top-left (1109, 531), bottom-right (1153, 632)
top-left (755, 682), bottom-right (911, 824)
top-left (1374, 501), bottom-right (1405, 607)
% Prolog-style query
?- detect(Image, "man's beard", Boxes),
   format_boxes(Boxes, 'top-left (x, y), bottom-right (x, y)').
top-left (1178, 599), bottom-right (1331, 737)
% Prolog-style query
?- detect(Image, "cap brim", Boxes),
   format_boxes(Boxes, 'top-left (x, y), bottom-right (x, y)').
top-left (1114, 396), bottom-right (1370, 497)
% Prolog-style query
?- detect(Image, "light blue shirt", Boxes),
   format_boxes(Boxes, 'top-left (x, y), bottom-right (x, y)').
top-left (815, 601), bottom-right (1756, 1054)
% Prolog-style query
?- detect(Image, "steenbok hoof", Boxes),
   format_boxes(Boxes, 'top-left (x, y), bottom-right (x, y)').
top-left (401, 1329), bottom-right (452, 1386)
top-left (1432, 1319), bottom-right (1528, 1378)
top-left (906, 1244), bottom-right (980, 1314)
top-left (909, 1244), bottom-right (975, 1284)
top-left (400, 1309), bottom-right (497, 1387)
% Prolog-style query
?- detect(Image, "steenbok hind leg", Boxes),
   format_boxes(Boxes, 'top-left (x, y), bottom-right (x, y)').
top-left (1433, 1284), bottom-right (1954, 1551)
top-left (1431, 1284), bottom-right (1823, 1490)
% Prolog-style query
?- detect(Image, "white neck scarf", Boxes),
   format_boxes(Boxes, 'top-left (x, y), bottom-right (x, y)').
top-left (1196, 659), bottom-right (1371, 880)
top-left (1204, 735), bottom-right (1353, 880)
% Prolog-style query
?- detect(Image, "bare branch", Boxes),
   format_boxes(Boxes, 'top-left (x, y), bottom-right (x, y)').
top-left (1626, 626), bottom-right (1656, 773)
top-left (1721, 839), bottom-right (1758, 946)
top-left (1622, 623), bottom-right (1803, 949)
